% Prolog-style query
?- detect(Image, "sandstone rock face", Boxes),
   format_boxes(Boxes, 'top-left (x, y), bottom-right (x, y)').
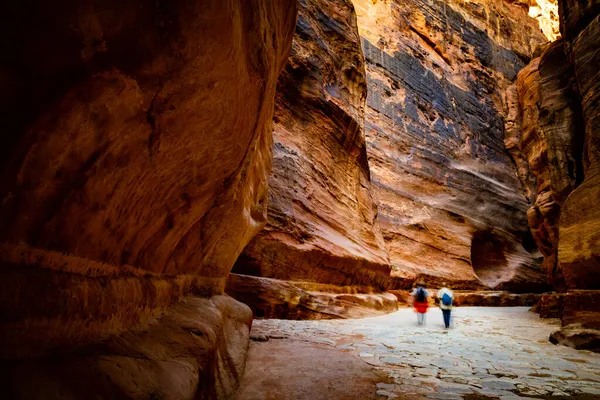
top-left (549, 291), bottom-right (600, 353)
top-left (4, 296), bottom-right (253, 399)
top-left (556, 4), bottom-right (600, 291)
top-left (509, 2), bottom-right (600, 292)
top-left (226, 274), bottom-right (398, 320)
top-left (520, 2), bottom-right (600, 351)
top-left (232, 0), bottom-right (391, 289)
top-left (0, 0), bottom-right (296, 397)
top-left (1, 0), bottom-right (296, 285)
top-left (351, 0), bottom-right (549, 291)
top-left (532, 292), bottom-right (565, 318)
top-left (508, 39), bottom-right (584, 291)
top-left (528, 0), bottom-right (561, 41)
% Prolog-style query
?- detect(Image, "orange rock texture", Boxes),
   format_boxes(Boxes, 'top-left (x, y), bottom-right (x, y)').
top-left (0, 0), bottom-right (297, 398)
top-left (227, 273), bottom-right (398, 320)
top-left (352, 0), bottom-right (549, 291)
top-left (508, 1), bottom-right (600, 292)
top-left (232, 0), bottom-right (392, 289)
top-left (556, 0), bottom-right (600, 291)
top-left (507, 39), bottom-right (583, 291)
top-left (510, 1), bottom-right (600, 351)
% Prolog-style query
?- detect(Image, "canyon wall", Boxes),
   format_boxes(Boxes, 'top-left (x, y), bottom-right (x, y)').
top-left (352, 0), bottom-right (549, 291)
top-left (508, 0), bottom-right (600, 350)
top-left (0, 0), bottom-right (297, 398)
top-left (228, 0), bottom-right (556, 316)
top-left (232, 0), bottom-right (392, 290)
top-left (510, 0), bottom-right (600, 293)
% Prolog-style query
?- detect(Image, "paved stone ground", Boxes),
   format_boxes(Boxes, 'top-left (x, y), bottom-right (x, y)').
top-left (241, 307), bottom-right (600, 399)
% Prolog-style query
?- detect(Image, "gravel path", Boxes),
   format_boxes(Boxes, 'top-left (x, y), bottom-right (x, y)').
top-left (238, 307), bottom-right (600, 399)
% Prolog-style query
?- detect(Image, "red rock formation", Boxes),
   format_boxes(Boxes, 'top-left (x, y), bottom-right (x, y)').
top-left (0, 0), bottom-right (297, 397)
top-left (511, 1), bottom-right (600, 293)
top-left (507, 39), bottom-right (583, 291)
top-left (512, 0), bottom-right (600, 351)
top-left (227, 273), bottom-right (398, 320)
top-left (232, 0), bottom-right (392, 289)
top-left (352, 0), bottom-right (549, 291)
top-left (556, 1), bottom-right (600, 291)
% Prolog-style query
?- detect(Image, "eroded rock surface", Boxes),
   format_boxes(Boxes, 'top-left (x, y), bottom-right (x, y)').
top-left (0, 0), bottom-right (296, 397)
top-left (352, 0), bottom-right (549, 291)
top-left (232, 0), bottom-right (391, 291)
top-left (5, 296), bottom-right (252, 400)
top-left (557, 4), bottom-right (600, 291)
top-left (515, 1), bottom-right (600, 350)
top-left (227, 273), bottom-right (397, 320)
top-left (508, 39), bottom-right (583, 291)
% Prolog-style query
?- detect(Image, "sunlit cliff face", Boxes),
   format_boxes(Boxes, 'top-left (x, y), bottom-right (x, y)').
top-left (528, 0), bottom-right (560, 41)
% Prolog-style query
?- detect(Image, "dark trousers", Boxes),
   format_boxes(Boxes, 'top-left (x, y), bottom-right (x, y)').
top-left (442, 309), bottom-right (451, 328)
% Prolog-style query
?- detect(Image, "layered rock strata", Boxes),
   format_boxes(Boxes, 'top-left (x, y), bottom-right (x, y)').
top-left (556, 1), bottom-right (600, 291)
top-left (232, 0), bottom-right (391, 290)
top-left (512, 0), bottom-right (600, 351)
top-left (506, 39), bottom-right (583, 291)
top-left (0, 0), bottom-right (297, 397)
top-left (351, 0), bottom-right (549, 291)
top-left (226, 273), bottom-right (398, 320)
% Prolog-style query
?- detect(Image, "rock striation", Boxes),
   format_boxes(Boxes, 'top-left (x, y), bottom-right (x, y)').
top-left (227, 273), bottom-right (398, 320)
top-left (507, 39), bottom-right (583, 291)
top-left (232, 0), bottom-right (392, 290)
top-left (511, 0), bottom-right (600, 351)
top-left (0, 0), bottom-right (297, 397)
top-left (556, 1), bottom-right (600, 291)
top-left (351, 0), bottom-right (549, 291)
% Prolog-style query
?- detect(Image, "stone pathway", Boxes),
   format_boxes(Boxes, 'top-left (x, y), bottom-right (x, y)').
top-left (239, 307), bottom-right (600, 399)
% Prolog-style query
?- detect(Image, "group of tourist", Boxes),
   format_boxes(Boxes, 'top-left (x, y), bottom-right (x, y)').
top-left (410, 282), bottom-right (454, 328)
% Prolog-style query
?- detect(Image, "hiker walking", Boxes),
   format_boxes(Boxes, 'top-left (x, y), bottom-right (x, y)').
top-left (411, 281), bottom-right (429, 326)
top-left (437, 283), bottom-right (454, 328)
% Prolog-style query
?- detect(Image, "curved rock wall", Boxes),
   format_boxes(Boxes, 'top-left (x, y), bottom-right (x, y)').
top-left (0, 0), bottom-right (297, 398)
top-left (510, 1), bottom-right (600, 350)
top-left (232, 0), bottom-right (392, 289)
top-left (351, 0), bottom-right (550, 291)
top-left (556, 1), bottom-right (600, 291)
top-left (509, 1), bottom-right (600, 292)
top-left (507, 39), bottom-right (583, 291)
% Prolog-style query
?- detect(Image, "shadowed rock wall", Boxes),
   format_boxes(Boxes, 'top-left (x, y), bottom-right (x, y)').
top-left (507, 39), bottom-right (584, 291)
top-left (556, 0), bottom-right (600, 291)
top-left (509, 0), bottom-right (600, 293)
top-left (352, 0), bottom-right (550, 291)
top-left (232, 0), bottom-right (392, 290)
top-left (0, 0), bottom-right (297, 397)
top-left (512, 0), bottom-right (600, 351)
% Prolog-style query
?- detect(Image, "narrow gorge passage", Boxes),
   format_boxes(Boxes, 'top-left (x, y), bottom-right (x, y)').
top-left (238, 308), bottom-right (600, 400)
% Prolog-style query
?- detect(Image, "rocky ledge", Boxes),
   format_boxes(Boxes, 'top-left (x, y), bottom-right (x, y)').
top-left (226, 273), bottom-right (398, 320)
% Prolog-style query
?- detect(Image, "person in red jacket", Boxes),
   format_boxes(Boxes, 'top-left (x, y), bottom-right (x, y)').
top-left (410, 281), bottom-right (429, 326)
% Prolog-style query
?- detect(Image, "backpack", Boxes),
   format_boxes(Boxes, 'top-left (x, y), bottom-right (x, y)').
top-left (441, 292), bottom-right (452, 306)
top-left (415, 287), bottom-right (426, 303)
